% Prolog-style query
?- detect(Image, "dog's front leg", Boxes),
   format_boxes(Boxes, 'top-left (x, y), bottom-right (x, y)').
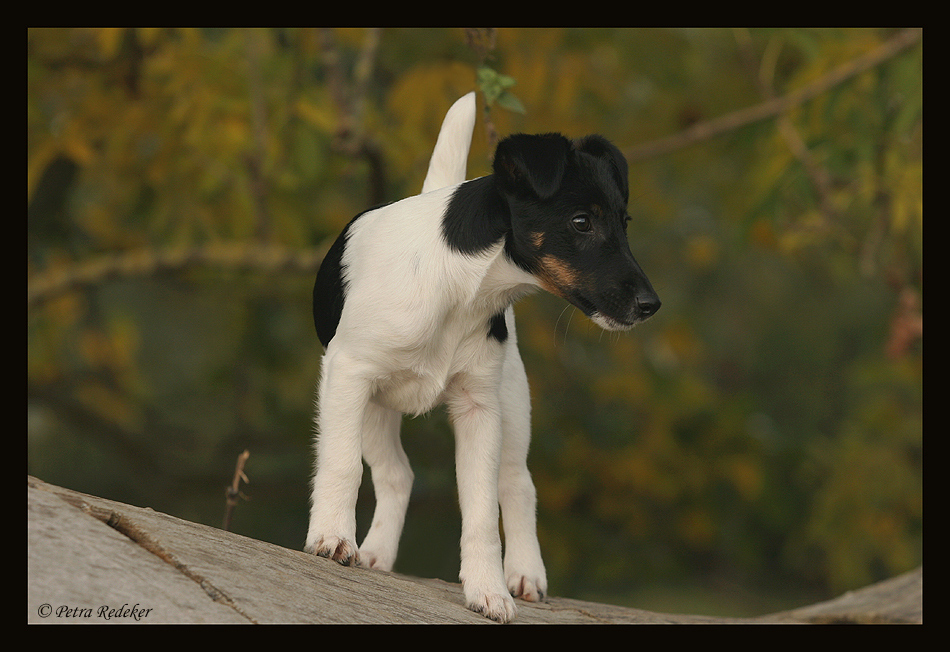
top-left (498, 344), bottom-right (548, 602)
top-left (447, 376), bottom-right (517, 623)
top-left (305, 348), bottom-right (371, 566)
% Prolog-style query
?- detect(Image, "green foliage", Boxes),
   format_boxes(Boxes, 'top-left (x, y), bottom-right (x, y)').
top-left (28, 28), bottom-right (921, 615)
top-left (476, 65), bottom-right (525, 114)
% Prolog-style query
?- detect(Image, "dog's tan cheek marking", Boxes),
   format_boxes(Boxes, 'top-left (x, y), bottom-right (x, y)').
top-left (538, 254), bottom-right (583, 297)
top-left (529, 232), bottom-right (544, 249)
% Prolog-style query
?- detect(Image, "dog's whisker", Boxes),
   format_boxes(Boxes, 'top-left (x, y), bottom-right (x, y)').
top-left (566, 307), bottom-right (580, 346)
top-left (553, 304), bottom-right (572, 348)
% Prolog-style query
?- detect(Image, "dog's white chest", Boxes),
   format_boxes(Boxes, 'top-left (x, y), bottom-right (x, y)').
top-left (369, 314), bottom-right (502, 416)
top-left (371, 367), bottom-right (449, 415)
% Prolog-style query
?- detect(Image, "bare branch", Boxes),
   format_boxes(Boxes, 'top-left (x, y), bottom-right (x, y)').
top-left (320, 28), bottom-right (387, 205)
top-left (465, 28), bottom-right (501, 150)
top-left (27, 241), bottom-right (329, 310)
top-left (624, 28), bottom-right (922, 164)
top-left (244, 28), bottom-right (273, 242)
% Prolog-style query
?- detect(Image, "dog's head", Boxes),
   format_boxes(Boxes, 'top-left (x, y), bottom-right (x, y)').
top-left (493, 133), bottom-right (660, 330)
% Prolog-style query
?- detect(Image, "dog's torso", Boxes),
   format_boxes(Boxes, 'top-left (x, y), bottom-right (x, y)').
top-left (315, 181), bottom-right (536, 417)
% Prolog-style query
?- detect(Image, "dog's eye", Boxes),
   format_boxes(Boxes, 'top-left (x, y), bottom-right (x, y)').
top-left (571, 213), bottom-right (592, 233)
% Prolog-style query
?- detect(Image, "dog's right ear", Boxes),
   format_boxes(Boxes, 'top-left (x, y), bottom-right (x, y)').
top-left (493, 133), bottom-right (572, 200)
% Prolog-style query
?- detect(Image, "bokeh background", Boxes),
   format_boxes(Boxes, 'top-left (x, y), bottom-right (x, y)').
top-left (27, 28), bottom-right (922, 616)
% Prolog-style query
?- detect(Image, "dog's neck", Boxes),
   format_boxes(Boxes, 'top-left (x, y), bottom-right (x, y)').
top-left (441, 176), bottom-right (540, 316)
top-left (473, 241), bottom-right (540, 314)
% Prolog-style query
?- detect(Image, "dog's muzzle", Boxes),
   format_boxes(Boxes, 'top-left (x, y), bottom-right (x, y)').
top-left (584, 283), bottom-right (661, 331)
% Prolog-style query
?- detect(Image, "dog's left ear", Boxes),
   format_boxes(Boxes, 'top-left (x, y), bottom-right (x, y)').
top-left (493, 133), bottom-right (572, 200)
top-left (573, 135), bottom-right (629, 204)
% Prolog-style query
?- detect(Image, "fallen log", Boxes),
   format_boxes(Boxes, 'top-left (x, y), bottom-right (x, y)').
top-left (27, 476), bottom-right (921, 624)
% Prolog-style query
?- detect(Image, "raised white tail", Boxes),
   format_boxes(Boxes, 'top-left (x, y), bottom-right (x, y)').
top-left (420, 92), bottom-right (477, 194)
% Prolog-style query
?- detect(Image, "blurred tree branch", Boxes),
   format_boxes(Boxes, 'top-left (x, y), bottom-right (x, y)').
top-left (465, 28), bottom-right (501, 149)
top-left (733, 28), bottom-right (838, 223)
top-left (28, 242), bottom-right (328, 310)
top-left (244, 29), bottom-right (273, 243)
top-left (320, 27), bottom-right (386, 205)
top-left (624, 28), bottom-right (921, 164)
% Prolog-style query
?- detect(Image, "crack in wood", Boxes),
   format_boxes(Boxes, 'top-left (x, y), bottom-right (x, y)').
top-left (65, 493), bottom-right (258, 624)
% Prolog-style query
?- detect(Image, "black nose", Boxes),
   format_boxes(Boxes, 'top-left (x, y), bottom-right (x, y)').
top-left (636, 293), bottom-right (661, 319)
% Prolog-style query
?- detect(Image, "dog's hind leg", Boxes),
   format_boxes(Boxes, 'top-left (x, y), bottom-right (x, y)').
top-left (498, 338), bottom-right (548, 602)
top-left (305, 348), bottom-right (372, 566)
top-left (357, 401), bottom-right (412, 571)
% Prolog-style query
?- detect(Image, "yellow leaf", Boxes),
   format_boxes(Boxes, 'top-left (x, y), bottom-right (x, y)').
top-left (95, 28), bottom-right (125, 59)
top-left (294, 98), bottom-right (337, 132)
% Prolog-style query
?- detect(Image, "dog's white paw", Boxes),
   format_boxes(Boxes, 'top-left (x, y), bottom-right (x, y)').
top-left (356, 547), bottom-right (395, 571)
top-left (356, 526), bottom-right (399, 571)
top-left (507, 572), bottom-right (547, 603)
top-left (465, 587), bottom-right (517, 623)
top-left (305, 534), bottom-right (360, 566)
top-left (504, 548), bottom-right (548, 602)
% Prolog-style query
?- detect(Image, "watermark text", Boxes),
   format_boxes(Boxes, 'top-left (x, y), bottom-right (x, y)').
top-left (36, 603), bottom-right (153, 621)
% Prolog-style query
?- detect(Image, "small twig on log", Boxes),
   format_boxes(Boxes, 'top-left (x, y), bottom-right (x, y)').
top-left (223, 449), bottom-right (250, 531)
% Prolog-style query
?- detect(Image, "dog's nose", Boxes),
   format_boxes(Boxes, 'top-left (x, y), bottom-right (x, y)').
top-left (635, 293), bottom-right (661, 319)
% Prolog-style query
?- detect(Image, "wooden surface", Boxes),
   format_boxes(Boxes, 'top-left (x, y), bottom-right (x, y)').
top-left (27, 476), bottom-right (921, 624)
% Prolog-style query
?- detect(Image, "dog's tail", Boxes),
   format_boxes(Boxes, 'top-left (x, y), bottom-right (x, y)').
top-left (421, 92), bottom-right (477, 194)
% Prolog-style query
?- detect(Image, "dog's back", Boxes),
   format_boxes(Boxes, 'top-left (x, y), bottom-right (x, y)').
top-left (313, 93), bottom-right (479, 349)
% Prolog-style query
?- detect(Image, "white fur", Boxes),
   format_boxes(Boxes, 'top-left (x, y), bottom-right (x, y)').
top-left (421, 91), bottom-right (478, 194)
top-left (307, 93), bottom-right (547, 623)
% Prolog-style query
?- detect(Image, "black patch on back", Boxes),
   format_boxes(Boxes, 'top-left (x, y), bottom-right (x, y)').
top-left (488, 311), bottom-right (508, 343)
top-left (441, 176), bottom-right (510, 255)
top-left (313, 210), bottom-right (373, 348)
top-left (442, 179), bottom-right (513, 344)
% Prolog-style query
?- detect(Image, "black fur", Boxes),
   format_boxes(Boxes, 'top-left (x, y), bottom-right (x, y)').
top-left (313, 211), bottom-right (371, 348)
top-left (488, 132), bottom-right (659, 326)
top-left (488, 312), bottom-right (508, 343)
top-left (314, 131), bottom-right (659, 350)
top-left (441, 175), bottom-right (510, 255)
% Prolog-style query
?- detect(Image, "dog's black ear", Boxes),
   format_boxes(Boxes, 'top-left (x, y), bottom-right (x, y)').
top-left (493, 133), bottom-right (572, 200)
top-left (574, 135), bottom-right (629, 204)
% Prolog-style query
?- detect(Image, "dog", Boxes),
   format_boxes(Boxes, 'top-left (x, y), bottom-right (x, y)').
top-left (306, 92), bottom-right (660, 623)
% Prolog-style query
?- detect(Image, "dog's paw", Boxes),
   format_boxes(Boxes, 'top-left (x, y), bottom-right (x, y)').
top-left (507, 572), bottom-right (547, 603)
top-left (356, 528), bottom-right (398, 572)
top-left (505, 550), bottom-right (548, 602)
top-left (305, 535), bottom-right (360, 566)
top-left (465, 588), bottom-right (517, 623)
top-left (356, 547), bottom-right (394, 572)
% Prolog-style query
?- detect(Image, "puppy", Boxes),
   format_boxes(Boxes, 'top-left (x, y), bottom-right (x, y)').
top-left (306, 92), bottom-right (660, 623)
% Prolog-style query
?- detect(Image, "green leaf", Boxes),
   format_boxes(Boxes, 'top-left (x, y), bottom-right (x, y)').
top-left (496, 91), bottom-right (526, 114)
top-left (477, 65), bottom-right (523, 113)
